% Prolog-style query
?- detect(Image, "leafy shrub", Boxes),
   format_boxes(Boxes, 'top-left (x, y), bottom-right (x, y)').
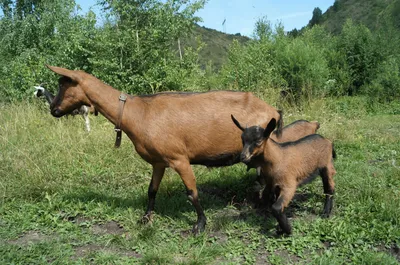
top-left (364, 57), bottom-right (400, 104)
top-left (275, 36), bottom-right (329, 102)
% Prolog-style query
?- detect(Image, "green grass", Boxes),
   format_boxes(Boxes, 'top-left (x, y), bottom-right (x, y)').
top-left (0, 98), bottom-right (399, 264)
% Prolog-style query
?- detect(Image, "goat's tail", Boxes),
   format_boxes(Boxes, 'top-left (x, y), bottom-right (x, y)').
top-left (332, 143), bottom-right (337, 160)
top-left (275, 110), bottom-right (284, 137)
top-left (315, 121), bottom-right (320, 130)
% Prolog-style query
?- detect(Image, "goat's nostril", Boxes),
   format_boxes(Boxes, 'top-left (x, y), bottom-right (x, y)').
top-left (51, 108), bottom-right (61, 117)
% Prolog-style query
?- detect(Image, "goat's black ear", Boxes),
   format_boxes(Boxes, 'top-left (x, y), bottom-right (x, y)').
top-left (231, 115), bottom-right (245, 131)
top-left (264, 118), bottom-right (276, 138)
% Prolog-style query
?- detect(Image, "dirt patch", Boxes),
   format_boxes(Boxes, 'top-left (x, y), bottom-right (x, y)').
top-left (378, 243), bottom-right (400, 262)
top-left (208, 230), bottom-right (229, 244)
top-left (67, 214), bottom-right (93, 227)
top-left (389, 244), bottom-right (400, 262)
top-left (209, 255), bottom-right (244, 265)
top-left (274, 249), bottom-right (301, 264)
top-left (91, 220), bottom-right (125, 235)
top-left (68, 215), bottom-right (126, 237)
top-left (173, 254), bottom-right (188, 264)
top-left (255, 252), bottom-right (271, 265)
top-left (7, 231), bottom-right (53, 246)
top-left (73, 244), bottom-right (142, 260)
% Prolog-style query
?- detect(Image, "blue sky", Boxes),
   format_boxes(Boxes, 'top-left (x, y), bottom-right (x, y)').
top-left (76, 0), bottom-right (335, 36)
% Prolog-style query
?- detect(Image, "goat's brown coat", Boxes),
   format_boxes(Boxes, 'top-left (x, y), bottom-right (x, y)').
top-left (47, 65), bottom-right (283, 233)
top-left (270, 120), bottom-right (320, 142)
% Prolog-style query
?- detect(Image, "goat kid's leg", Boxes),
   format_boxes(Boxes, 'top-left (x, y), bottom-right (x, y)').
top-left (171, 160), bottom-right (206, 234)
top-left (321, 166), bottom-right (336, 217)
top-left (252, 167), bottom-right (268, 207)
top-left (141, 165), bottom-right (166, 224)
top-left (260, 174), bottom-right (274, 207)
top-left (271, 185), bottom-right (296, 235)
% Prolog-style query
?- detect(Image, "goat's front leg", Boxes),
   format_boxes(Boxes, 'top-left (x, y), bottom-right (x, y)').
top-left (171, 159), bottom-right (206, 234)
top-left (141, 165), bottom-right (166, 224)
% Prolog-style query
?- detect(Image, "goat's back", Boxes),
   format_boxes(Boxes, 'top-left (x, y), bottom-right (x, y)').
top-left (129, 91), bottom-right (280, 167)
top-left (271, 120), bottom-right (320, 142)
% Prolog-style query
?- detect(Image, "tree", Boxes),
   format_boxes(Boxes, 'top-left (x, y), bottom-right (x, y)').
top-left (309, 7), bottom-right (323, 28)
top-left (253, 16), bottom-right (272, 40)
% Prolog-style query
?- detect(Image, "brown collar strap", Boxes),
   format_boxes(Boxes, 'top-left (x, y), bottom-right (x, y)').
top-left (115, 93), bottom-right (127, 148)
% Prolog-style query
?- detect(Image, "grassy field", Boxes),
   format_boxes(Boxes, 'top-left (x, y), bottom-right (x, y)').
top-left (0, 97), bottom-right (399, 264)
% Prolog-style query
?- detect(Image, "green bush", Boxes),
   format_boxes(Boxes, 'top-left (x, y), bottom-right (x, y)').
top-left (365, 57), bottom-right (400, 104)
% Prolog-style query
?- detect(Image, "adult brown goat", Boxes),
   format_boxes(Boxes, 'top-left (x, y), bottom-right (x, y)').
top-left (47, 65), bottom-right (283, 234)
top-left (232, 116), bottom-right (336, 235)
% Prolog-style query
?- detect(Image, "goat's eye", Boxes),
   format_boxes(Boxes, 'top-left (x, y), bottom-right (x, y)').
top-left (256, 140), bottom-right (263, 146)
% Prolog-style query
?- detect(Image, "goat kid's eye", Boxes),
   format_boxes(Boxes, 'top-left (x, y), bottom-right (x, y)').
top-left (256, 140), bottom-right (263, 146)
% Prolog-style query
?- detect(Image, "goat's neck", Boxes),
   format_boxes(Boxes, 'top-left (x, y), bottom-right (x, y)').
top-left (79, 76), bottom-right (144, 130)
top-left (44, 90), bottom-right (54, 105)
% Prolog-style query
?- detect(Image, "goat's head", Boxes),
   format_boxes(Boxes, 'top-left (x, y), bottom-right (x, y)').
top-left (231, 115), bottom-right (276, 163)
top-left (47, 66), bottom-right (90, 118)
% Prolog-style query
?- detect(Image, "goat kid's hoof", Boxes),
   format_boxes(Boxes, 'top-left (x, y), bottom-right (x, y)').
top-left (140, 213), bottom-right (153, 225)
top-left (191, 224), bottom-right (204, 235)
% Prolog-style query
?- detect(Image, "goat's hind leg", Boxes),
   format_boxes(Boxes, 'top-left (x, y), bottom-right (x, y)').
top-left (141, 165), bottom-right (166, 224)
top-left (171, 160), bottom-right (206, 234)
top-left (83, 112), bottom-right (90, 132)
top-left (320, 166), bottom-right (336, 217)
top-left (271, 185), bottom-right (296, 235)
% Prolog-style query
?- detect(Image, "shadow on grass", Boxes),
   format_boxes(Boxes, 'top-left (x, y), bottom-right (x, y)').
top-left (61, 168), bottom-right (323, 234)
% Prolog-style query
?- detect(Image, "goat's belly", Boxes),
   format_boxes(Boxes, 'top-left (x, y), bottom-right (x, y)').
top-left (190, 152), bottom-right (240, 167)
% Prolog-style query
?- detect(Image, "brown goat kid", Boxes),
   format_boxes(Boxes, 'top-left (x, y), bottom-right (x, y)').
top-left (47, 65), bottom-right (283, 234)
top-left (253, 120), bottom-right (321, 203)
top-left (232, 116), bottom-right (336, 235)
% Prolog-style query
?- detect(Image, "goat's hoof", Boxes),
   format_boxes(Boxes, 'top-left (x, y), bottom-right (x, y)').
top-left (140, 213), bottom-right (153, 225)
top-left (321, 212), bottom-right (331, 218)
top-left (276, 225), bottom-right (292, 236)
top-left (192, 219), bottom-right (206, 235)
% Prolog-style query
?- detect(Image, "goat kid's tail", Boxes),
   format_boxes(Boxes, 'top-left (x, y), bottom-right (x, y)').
top-left (275, 110), bottom-right (284, 137)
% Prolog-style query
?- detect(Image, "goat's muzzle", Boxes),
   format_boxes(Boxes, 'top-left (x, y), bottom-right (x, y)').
top-left (51, 108), bottom-right (63, 118)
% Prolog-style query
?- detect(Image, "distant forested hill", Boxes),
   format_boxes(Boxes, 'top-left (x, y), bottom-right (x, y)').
top-left (314, 0), bottom-right (400, 33)
top-left (183, 25), bottom-right (250, 70)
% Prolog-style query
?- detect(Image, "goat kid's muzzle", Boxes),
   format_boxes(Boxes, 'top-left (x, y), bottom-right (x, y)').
top-left (240, 153), bottom-right (252, 164)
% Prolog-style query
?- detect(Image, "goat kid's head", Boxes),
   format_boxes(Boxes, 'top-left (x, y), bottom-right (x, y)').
top-left (47, 66), bottom-right (90, 117)
top-left (231, 115), bottom-right (276, 163)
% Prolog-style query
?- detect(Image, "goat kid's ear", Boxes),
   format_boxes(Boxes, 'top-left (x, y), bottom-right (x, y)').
top-left (263, 118), bottom-right (277, 138)
top-left (231, 115), bottom-right (245, 131)
top-left (46, 65), bottom-right (82, 83)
